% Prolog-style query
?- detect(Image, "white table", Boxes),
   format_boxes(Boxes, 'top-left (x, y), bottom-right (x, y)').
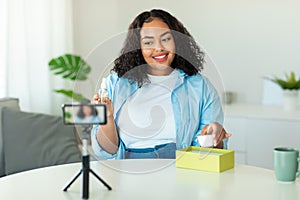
top-left (0, 160), bottom-right (299, 200)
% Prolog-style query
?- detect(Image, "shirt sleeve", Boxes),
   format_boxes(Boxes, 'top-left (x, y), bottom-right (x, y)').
top-left (91, 125), bottom-right (125, 159)
top-left (90, 73), bottom-right (125, 159)
top-left (192, 77), bottom-right (225, 147)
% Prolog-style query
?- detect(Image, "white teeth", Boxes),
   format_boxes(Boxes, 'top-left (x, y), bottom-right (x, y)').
top-left (154, 54), bottom-right (166, 59)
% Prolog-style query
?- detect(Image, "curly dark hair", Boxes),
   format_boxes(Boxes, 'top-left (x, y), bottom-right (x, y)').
top-left (113, 9), bottom-right (205, 87)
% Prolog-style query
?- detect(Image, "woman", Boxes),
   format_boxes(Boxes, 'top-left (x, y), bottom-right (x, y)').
top-left (75, 104), bottom-right (101, 124)
top-left (92, 9), bottom-right (224, 159)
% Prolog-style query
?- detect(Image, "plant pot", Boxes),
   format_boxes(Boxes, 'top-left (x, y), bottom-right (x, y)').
top-left (283, 90), bottom-right (299, 111)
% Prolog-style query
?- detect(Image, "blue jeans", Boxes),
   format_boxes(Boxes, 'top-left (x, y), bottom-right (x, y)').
top-left (124, 143), bottom-right (176, 159)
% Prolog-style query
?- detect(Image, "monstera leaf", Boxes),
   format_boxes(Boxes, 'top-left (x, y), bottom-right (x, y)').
top-left (49, 54), bottom-right (91, 81)
top-left (54, 90), bottom-right (89, 102)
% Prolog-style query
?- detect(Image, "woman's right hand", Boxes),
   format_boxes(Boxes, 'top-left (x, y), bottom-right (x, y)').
top-left (93, 94), bottom-right (118, 154)
top-left (93, 94), bottom-right (114, 118)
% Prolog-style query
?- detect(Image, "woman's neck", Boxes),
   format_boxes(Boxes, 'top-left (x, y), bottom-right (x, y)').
top-left (147, 68), bottom-right (174, 76)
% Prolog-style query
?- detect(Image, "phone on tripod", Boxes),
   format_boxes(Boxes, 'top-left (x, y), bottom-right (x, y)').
top-left (62, 104), bottom-right (107, 125)
top-left (62, 103), bottom-right (111, 199)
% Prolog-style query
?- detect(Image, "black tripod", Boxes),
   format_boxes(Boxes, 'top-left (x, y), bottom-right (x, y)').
top-left (63, 126), bottom-right (112, 199)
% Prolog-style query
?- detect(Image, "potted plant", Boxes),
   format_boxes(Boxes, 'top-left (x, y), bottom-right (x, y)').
top-left (48, 54), bottom-right (92, 102)
top-left (266, 71), bottom-right (300, 111)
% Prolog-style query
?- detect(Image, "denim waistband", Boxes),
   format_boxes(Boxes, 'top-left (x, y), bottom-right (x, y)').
top-left (125, 143), bottom-right (175, 153)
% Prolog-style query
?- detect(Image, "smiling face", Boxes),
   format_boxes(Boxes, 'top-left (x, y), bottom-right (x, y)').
top-left (83, 106), bottom-right (92, 117)
top-left (140, 18), bottom-right (176, 76)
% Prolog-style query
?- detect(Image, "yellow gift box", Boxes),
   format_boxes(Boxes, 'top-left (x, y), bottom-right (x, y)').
top-left (176, 146), bottom-right (234, 172)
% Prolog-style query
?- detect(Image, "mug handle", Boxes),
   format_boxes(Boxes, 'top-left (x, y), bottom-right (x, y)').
top-left (297, 157), bottom-right (300, 177)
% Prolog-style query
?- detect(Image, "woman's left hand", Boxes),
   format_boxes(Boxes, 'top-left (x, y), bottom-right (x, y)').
top-left (205, 122), bottom-right (223, 147)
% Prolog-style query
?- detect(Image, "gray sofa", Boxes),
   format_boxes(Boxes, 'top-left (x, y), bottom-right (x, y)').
top-left (0, 98), bottom-right (81, 177)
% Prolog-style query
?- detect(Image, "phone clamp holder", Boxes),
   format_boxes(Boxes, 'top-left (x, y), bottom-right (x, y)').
top-left (63, 125), bottom-right (112, 199)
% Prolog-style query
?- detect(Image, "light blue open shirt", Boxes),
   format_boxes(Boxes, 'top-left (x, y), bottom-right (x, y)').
top-left (91, 69), bottom-right (224, 159)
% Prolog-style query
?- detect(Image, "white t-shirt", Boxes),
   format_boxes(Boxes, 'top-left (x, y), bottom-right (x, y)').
top-left (117, 70), bottom-right (178, 148)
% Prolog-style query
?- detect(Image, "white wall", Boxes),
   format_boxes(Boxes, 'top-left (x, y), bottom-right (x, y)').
top-left (73, 0), bottom-right (300, 104)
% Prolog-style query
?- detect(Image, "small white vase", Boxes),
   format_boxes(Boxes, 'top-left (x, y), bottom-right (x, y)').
top-left (283, 90), bottom-right (299, 111)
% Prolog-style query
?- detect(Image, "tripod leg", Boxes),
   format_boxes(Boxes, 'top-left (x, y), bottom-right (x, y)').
top-left (89, 169), bottom-right (112, 190)
top-left (63, 170), bottom-right (82, 191)
top-left (82, 165), bottom-right (89, 199)
top-left (82, 155), bottom-right (90, 199)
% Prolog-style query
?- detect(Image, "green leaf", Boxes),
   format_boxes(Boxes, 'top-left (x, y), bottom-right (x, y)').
top-left (290, 72), bottom-right (296, 82)
top-left (54, 89), bottom-right (89, 102)
top-left (48, 54), bottom-right (91, 81)
top-left (296, 80), bottom-right (300, 89)
top-left (64, 111), bottom-right (72, 119)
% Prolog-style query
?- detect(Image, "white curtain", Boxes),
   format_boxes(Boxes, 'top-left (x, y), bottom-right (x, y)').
top-left (0, 0), bottom-right (73, 114)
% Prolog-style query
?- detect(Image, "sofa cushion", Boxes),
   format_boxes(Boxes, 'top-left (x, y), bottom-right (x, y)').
top-left (0, 98), bottom-right (20, 177)
top-left (2, 108), bottom-right (81, 175)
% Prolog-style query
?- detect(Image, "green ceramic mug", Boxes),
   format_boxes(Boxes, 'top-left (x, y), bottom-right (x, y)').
top-left (273, 147), bottom-right (300, 182)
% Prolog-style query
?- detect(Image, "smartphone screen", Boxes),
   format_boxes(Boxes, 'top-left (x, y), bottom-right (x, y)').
top-left (62, 104), bottom-right (107, 125)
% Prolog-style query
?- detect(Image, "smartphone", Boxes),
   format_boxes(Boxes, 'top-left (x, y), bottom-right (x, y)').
top-left (62, 104), bottom-right (107, 125)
